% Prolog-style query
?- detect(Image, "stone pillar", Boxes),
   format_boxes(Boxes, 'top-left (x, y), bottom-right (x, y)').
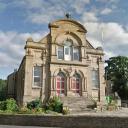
top-left (98, 61), bottom-right (106, 103)
top-left (41, 63), bottom-right (46, 102)
top-left (23, 55), bottom-right (33, 105)
top-left (51, 44), bottom-right (57, 61)
top-left (87, 66), bottom-right (92, 96)
top-left (66, 77), bottom-right (70, 96)
top-left (82, 77), bottom-right (88, 97)
top-left (50, 76), bottom-right (54, 96)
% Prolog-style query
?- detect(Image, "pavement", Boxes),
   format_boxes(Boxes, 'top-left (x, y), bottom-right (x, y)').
top-left (70, 107), bottom-right (128, 117)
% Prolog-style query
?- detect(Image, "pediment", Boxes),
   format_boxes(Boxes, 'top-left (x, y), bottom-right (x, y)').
top-left (86, 40), bottom-right (94, 49)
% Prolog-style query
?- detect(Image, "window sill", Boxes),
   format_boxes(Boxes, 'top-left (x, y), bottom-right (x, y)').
top-left (92, 88), bottom-right (99, 90)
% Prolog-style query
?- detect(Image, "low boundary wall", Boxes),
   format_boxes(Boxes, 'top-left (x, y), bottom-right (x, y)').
top-left (0, 114), bottom-right (128, 128)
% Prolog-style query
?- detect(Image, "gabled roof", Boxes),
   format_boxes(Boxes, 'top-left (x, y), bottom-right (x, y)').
top-left (39, 34), bottom-right (50, 43)
top-left (86, 39), bottom-right (94, 49)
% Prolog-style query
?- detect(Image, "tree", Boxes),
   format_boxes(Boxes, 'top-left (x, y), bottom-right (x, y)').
top-left (105, 56), bottom-right (128, 100)
top-left (0, 79), bottom-right (7, 101)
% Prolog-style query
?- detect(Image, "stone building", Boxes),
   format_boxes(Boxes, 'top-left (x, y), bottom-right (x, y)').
top-left (7, 16), bottom-right (105, 109)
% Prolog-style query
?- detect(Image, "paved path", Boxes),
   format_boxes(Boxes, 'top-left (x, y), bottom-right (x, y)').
top-left (70, 107), bottom-right (128, 116)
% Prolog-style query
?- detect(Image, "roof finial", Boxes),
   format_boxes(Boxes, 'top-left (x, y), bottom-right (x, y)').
top-left (65, 13), bottom-right (71, 19)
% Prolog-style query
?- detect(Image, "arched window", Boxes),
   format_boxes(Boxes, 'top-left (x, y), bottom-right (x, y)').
top-left (57, 39), bottom-right (80, 61)
top-left (56, 72), bottom-right (65, 95)
top-left (71, 73), bottom-right (80, 94)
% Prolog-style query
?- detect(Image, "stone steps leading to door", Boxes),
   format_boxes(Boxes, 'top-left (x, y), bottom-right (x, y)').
top-left (60, 96), bottom-right (96, 113)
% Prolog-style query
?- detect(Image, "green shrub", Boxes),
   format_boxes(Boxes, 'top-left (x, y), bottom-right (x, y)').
top-left (6, 98), bottom-right (19, 112)
top-left (19, 107), bottom-right (45, 114)
top-left (27, 99), bottom-right (42, 110)
top-left (0, 98), bottom-right (18, 112)
top-left (0, 101), bottom-right (6, 110)
top-left (19, 107), bottom-right (33, 114)
top-left (46, 96), bottom-right (63, 113)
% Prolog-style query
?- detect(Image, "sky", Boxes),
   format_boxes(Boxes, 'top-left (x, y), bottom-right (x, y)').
top-left (0, 0), bottom-right (128, 79)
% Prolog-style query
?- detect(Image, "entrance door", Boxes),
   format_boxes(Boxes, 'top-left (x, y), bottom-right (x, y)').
top-left (71, 74), bottom-right (80, 94)
top-left (71, 78), bottom-right (80, 93)
top-left (56, 72), bottom-right (65, 95)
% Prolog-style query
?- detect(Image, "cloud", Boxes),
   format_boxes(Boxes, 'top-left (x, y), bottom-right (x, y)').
top-left (1, 21), bottom-right (127, 70)
top-left (84, 22), bottom-right (128, 59)
top-left (101, 8), bottom-right (112, 15)
top-left (71, 0), bottom-right (90, 14)
top-left (96, 0), bottom-right (119, 3)
top-left (8, 0), bottom-right (91, 24)
top-left (82, 12), bottom-right (99, 22)
top-left (0, 30), bottom-right (46, 68)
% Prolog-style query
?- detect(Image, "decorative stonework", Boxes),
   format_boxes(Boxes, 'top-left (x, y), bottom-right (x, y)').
top-left (7, 17), bottom-right (106, 108)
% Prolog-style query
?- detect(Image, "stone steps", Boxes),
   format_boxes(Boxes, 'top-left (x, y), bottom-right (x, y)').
top-left (60, 96), bottom-right (96, 113)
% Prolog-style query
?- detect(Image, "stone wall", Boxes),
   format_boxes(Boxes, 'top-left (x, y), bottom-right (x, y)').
top-left (0, 114), bottom-right (128, 128)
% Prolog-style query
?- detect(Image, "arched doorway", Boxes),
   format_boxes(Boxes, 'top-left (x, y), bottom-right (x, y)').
top-left (56, 72), bottom-right (65, 96)
top-left (71, 73), bottom-right (81, 95)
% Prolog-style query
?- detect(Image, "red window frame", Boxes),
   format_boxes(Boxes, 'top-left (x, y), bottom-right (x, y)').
top-left (71, 77), bottom-right (80, 93)
top-left (56, 76), bottom-right (65, 95)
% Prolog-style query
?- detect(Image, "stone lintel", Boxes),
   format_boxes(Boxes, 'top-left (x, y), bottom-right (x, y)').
top-left (50, 61), bottom-right (89, 67)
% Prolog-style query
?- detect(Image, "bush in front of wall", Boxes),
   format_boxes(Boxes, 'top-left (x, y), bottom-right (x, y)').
top-left (27, 99), bottom-right (42, 110)
top-left (0, 101), bottom-right (6, 111)
top-left (46, 96), bottom-right (63, 113)
top-left (6, 98), bottom-right (19, 112)
top-left (0, 98), bottom-right (19, 112)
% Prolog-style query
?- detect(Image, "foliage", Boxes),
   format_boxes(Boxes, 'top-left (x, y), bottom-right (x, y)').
top-left (0, 101), bottom-right (6, 110)
top-left (62, 106), bottom-right (70, 115)
top-left (27, 99), bottom-right (42, 110)
top-left (18, 107), bottom-right (32, 114)
top-left (105, 96), bottom-right (113, 104)
top-left (6, 98), bottom-right (19, 112)
top-left (0, 98), bottom-right (19, 112)
top-left (105, 56), bottom-right (128, 99)
top-left (0, 79), bottom-right (7, 101)
top-left (106, 100), bottom-right (117, 111)
top-left (19, 107), bottom-right (44, 114)
top-left (46, 96), bottom-right (63, 113)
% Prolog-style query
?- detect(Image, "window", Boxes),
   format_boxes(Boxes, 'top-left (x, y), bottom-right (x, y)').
top-left (64, 46), bottom-right (72, 61)
top-left (57, 46), bottom-right (63, 60)
top-left (71, 74), bottom-right (80, 94)
top-left (57, 40), bottom-right (80, 61)
top-left (64, 40), bottom-right (72, 61)
top-left (56, 72), bottom-right (65, 95)
top-left (33, 66), bottom-right (42, 87)
top-left (73, 47), bottom-right (79, 61)
top-left (92, 70), bottom-right (99, 88)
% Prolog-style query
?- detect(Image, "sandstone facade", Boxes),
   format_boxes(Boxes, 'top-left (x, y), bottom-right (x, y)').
top-left (7, 17), bottom-right (106, 106)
